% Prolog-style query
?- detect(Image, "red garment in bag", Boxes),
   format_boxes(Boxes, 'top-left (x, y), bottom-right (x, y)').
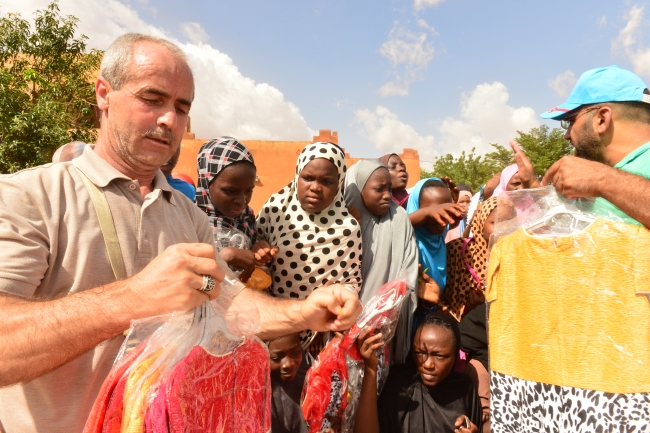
top-left (153, 337), bottom-right (270, 433)
top-left (83, 343), bottom-right (145, 433)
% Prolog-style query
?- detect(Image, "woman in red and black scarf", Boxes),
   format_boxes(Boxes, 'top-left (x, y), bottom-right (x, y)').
top-left (195, 137), bottom-right (275, 282)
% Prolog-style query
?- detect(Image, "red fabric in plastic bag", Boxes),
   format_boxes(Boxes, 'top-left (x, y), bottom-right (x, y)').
top-left (102, 373), bottom-right (128, 433)
top-left (163, 338), bottom-right (270, 433)
top-left (301, 280), bottom-right (407, 433)
top-left (83, 343), bottom-right (145, 433)
top-left (301, 337), bottom-right (349, 433)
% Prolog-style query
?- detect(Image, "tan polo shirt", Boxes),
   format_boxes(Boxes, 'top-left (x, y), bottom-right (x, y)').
top-left (0, 146), bottom-right (214, 433)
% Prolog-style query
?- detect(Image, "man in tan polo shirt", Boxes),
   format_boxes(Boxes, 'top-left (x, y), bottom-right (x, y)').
top-left (0, 34), bottom-right (362, 433)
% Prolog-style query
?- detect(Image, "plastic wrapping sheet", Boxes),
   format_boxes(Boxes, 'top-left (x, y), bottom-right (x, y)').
top-left (486, 186), bottom-right (650, 432)
top-left (301, 278), bottom-right (410, 433)
top-left (84, 288), bottom-right (270, 433)
top-left (213, 224), bottom-right (251, 252)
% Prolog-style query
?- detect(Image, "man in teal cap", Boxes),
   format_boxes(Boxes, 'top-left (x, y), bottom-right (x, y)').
top-left (541, 65), bottom-right (650, 228)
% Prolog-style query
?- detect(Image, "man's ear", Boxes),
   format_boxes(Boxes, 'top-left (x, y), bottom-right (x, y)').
top-left (95, 76), bottom-right (112, 111)
top-left (595, 106), bottom-right (613, 135)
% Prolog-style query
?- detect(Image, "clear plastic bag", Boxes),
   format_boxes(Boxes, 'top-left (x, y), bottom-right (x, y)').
top-left (84, 290), bottom-right (269, 433)
top-left (487, 186), bottom-right (650, 432)
top-left (301, 277), bottom-right (410, 433)
top-left (213, 223), bottom-right (251, 252)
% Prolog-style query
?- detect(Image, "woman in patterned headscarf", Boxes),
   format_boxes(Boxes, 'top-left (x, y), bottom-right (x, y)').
top-left (256, 142), bottom-right (363, 349)
top-left (441, 197), bottom-right (499, 321)
top-left (196, 137), bottom-right (272, 281)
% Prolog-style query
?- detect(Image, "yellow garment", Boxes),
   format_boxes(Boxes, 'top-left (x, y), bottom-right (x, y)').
top-left (122, 350), bottom-right (164, 433)
top-left (487, 218), bottom-right (650, 394)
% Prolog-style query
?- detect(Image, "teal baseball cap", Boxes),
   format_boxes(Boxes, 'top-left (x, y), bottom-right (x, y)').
top-left (541, 65), bottom-right (650, 120)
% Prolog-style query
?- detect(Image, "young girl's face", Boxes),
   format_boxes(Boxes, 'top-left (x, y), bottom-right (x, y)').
top-left (361, 168), bottom-right (392, 216)
top-left (268, 334), bottom-right (303, 382)
top-left (482, 210), bottom-right (497, 244)
top-left (208, 162), bottom-right (256, 218)
top-left (413, 325), bottom-right (455, 387)
top-left (297, 158), bottom-right (339, 213)
top-left (386, 155), bottom-right (408, 191)
top-left (457, 194), bottom-right (471, 214)
top-left (419, 187), bottom-right (453, 234)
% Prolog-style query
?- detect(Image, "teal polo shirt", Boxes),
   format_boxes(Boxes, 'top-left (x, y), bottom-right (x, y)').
top-left (591, 141), bottom-right (650, 226)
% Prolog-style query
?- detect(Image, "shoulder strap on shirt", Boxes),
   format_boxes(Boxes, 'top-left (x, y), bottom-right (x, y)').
top-left (73, 165), bottom-right (127, 281)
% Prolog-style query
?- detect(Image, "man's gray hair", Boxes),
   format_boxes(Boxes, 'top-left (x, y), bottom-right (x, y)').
top-left (100, 33), bottom-right (192, 90)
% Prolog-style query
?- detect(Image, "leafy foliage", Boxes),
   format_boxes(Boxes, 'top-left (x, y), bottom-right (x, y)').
top-left (421, 125), bottom-right (572, 190)
top-left (0, 1), bottom-right (102, 173)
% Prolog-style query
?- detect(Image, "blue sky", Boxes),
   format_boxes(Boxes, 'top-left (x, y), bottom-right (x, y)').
top-left (3, 0), bottom-right (650, 166)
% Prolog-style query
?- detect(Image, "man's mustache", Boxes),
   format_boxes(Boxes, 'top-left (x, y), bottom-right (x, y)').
top-left (142, 128), bottom-right (175, 145)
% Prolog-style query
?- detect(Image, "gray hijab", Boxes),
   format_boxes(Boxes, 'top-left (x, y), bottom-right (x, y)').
top-left (344, 159), bottom-right (419, 363)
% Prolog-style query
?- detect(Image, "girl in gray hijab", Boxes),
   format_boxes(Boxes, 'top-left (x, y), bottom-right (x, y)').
top-left (344, 159), bottom-right (418, 364)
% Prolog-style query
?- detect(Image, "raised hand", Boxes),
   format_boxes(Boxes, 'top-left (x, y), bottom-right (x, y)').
top-left (441, 176), bottom-right (460, 203)
top-left (418, 264), bottom-right (441, 304)
top-left (510, 140), bottom-right (540, 188)
top-left (356, 328), bottom-right (384, 371)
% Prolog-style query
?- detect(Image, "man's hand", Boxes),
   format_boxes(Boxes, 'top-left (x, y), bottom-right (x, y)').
top-left (510, 140), bottom-right (540, 188)
top-left (542, 156), bottom-right (609, 199)
top-left (300, 284), bottom-right (362, 332)
top-left (127, 243), bottom-right (224, 319)
top-left (219, 247), bottom-right (256, 281)
top-left (251, 241), bottom-right (279, 266)
top-left (418, 264), bottom-right (441, 304)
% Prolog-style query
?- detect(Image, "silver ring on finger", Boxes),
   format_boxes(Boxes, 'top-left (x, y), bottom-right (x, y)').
top-left (199, 275), bottom-right (216, 293)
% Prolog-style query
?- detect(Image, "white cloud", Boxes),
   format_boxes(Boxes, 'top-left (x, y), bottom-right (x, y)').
top-left (598, 15), bottom-right (607, 26)
top-left (180, 22), bottom-right (209, 44)
top-left (377, 23), bottom-right (436, 96)
top-left (414, 0), bottom-right (447, 11)
top-left (612, 5), bottom-right (650, 79)
top-left (355, 82), bottom-right (538, 164)
top-left (0, 0), bottom-right (314, 141)
top-left (353, 106), bottom-right (438, 162)
top-left (436, 82), bottom-right (539, 155)
top-left (548, 70), bottom-right (577, 98)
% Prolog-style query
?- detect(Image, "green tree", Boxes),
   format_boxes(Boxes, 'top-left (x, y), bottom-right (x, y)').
top-left (0, 2), bottom-right (102, 173)
top-left (422, 125), bottom-right (573, 190)
top-left (422, 148), bottom-right (496, 191)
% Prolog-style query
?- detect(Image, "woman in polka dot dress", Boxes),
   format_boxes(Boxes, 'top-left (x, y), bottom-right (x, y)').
top-left (255, 142), bottom-right (363, 349)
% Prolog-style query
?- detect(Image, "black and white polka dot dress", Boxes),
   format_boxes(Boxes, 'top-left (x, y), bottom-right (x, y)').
top-left (256, 142), bottom-right (363, 301)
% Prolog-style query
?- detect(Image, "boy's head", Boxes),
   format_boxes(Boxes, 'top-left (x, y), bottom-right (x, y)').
top-left (268, 333), bottom-right (303, 382)
top-left (419, 179), bottom-right (454, 234)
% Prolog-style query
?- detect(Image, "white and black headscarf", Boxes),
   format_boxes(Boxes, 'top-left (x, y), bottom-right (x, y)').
top-left (256, 142), bottom-right (363, 300)
top-left (195, 137), bottom-right (257, 246)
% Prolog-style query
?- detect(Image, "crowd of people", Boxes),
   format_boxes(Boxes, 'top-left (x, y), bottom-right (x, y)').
top-left (1, 32), bottom-right (650, 433)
